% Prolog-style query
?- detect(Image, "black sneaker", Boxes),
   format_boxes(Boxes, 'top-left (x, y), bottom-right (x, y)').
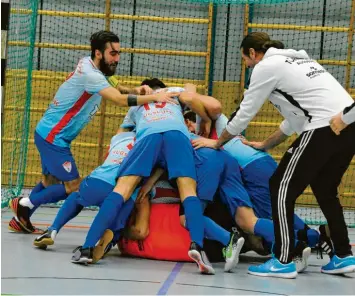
top-left (294, 240), bottom-right (311, 273)
top-left (71, 246), bottom-right (93, 265)
top-left (317, 225), bottom-right (334, 259)
top-left (188, 242), bottom-right (215, 275)
top-left (33, 229), bottom-right (57, 249)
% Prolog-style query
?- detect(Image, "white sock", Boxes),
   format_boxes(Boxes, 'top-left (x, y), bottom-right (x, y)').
top-left (50, 230), bottom-right (58, 240)
top-left (19, 197), bottom-right (34, 209)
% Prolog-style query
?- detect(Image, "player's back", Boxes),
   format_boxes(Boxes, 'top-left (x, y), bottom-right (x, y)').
top-left (213, 114), bottom-right (269, 169)
top-left (90, 132), bottom-right (135, 186)
top-left (36, 56), bottom-right (110, 147)
top-left (121, 87), bottom-right (190, 141)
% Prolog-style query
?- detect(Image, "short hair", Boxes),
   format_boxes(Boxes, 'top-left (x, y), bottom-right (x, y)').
top-left (183, 110), bottom-right (196, 123)
top-left (90, 31), bottom-right (120, 59)
top-left (240, 32), bottom-right (284, 57)
top-left (141, 78), bottom-right (167, 90)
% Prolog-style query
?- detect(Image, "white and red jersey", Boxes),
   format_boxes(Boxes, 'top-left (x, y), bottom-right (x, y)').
top-left (36, 56), bottom-right (111, 147)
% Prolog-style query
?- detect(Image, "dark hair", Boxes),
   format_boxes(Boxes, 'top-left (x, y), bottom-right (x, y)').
top-left (141, 78), bottom-right (167, 90)
top-left (240, 32), bottom-right (284, 57)
top-left (183, 110), bottom-right (196, 123)
top-left (90, 31), bottom-right (120, 59)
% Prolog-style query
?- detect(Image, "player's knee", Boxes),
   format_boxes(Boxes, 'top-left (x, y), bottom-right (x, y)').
top-left (176, 177), bottom-right (197, 201)
top-left (64, 178), bottom-right (81, 194)
top-left (42, 174), bottom-right (61, 187)
top-left (114, 176), bottom-right (141, 200)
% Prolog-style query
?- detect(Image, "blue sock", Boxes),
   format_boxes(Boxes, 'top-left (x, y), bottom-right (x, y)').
top-left (182, 196), bottom-right (204, 248)
top-left (254, 218), bottom-right (275, 246)
top-left (29, 182), bottom-right (45, 217)
top-left (203, 216), bottom-right (230, 246)
top-left (307, 229), bottom-right (320, 248)
top-left (255, 218), bottom-right (300, 249)
top-left (293, 214), bottom-right (306, 230)
top-left (49, 192), bottom-right (83, 232)
top-left (83, 192), bottom-right (124, 248)
top-left (29, 184), bottom-right (67, 207)
top-left (110, 198), bottom-right (135, 241)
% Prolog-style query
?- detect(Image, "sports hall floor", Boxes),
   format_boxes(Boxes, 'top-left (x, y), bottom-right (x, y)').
top-left (2, 207), bottom-right (355, 295)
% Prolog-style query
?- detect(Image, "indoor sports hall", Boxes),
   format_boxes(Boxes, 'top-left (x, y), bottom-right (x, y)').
top-left (1, 0), bottom-right (354, 294)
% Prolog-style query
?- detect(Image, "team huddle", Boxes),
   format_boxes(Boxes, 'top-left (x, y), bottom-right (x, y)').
top-left (8, 30), bottom-right (355, 279)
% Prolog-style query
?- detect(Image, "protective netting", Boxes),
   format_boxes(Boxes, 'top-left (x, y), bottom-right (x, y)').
top-left (2, 0), bottom-right (38, 208)
top-left (2, 0), bottom-right (354, 226)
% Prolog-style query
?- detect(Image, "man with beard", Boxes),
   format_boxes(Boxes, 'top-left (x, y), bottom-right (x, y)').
top-left (8, 31), bottom-right (179, 233)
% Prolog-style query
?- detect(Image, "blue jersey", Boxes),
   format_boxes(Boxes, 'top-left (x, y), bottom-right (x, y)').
top-left (120, 87), bottom-right (190, 141)
top-left (90, 132), bottom-right (135, 186)
top-left (36, 56), bottom-right (111, 147)
top-left (197, 114), bottom-right (268, 169)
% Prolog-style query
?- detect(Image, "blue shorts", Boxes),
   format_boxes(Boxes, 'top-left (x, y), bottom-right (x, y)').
top-left (195, 148), bottom-right (225, 202)
top-left (218, 152), bottom-right (253, 217)
top-left (34, 131), bottom-right (79, 182)
top-left (161, 131), bottom-right (196, 180)
top-left (118, 133), bottom-right (163, 178)
top-left (77, 176), bottom-right (139, 208)
top-left (242, 155), bottom-right (277, 219)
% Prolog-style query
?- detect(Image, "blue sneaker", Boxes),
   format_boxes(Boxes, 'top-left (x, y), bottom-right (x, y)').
top-left (321, 255), bottom-right (355, 274)
top-left (248, 258), bottom-right (297, 279)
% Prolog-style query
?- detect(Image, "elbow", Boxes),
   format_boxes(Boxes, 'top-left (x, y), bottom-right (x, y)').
top-left (208, 103), bottom-right (222, 120)
top-left (135, 228), bottom-right (149, 240)
top-left (204, 97), bottom-right (222, 120)
top-left (130, 226), bottom-right (149, 240)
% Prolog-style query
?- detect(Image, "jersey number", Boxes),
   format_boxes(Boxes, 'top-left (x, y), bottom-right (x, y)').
top-left (143, 102), bottom-right (166, 111)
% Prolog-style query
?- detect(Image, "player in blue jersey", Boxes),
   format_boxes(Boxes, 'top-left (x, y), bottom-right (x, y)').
top-left (8, 31), bottom-right (180, 234)
top-left (33, 130), bottom-right (141, 262)
top-left (71, 80), bottom-right (219, 274)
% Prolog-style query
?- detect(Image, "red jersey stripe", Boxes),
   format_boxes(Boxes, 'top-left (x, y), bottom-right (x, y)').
top-left (46, 91), bottom-right (93, 143)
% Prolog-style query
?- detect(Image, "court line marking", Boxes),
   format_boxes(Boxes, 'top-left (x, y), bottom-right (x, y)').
top-left (156, 262), bottom-right (184, 295)
top-left (176, 282), bottom-right (287, 295)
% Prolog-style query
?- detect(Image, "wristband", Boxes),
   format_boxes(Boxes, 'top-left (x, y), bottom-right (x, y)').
top-left (127, 94), bottom-right (138, 106)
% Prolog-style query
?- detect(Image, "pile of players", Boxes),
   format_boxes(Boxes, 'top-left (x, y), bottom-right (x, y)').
top-left (7, 30), bottom-right (351, 277)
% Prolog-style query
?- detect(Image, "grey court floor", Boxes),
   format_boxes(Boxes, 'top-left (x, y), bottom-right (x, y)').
top-left (2, 207), bottom-right (355, 295)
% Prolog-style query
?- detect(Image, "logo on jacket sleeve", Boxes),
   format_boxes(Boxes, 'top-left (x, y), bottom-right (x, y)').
top-left (62, 161), bottom-right (72, 173)
top-left (287, 147), bottom-right (294, 154)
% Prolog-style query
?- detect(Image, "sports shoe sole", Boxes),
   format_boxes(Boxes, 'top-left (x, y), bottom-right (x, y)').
top-left (188, 250), bottom-right (215, 275)
top-left (93, 229), bottom-right (114, 263)
top-left (33, 237), bottom-right (54, 249)
top-left (224, 237), bottom-right (245, 272)
top-left (71, 257), bottom-right (93, 265)
top-left (295, 247), bottom-right (311, 273)
top-left (321, 265), bottom-right (355, 274)
top-left (248, 270), bottom-right (297, 279)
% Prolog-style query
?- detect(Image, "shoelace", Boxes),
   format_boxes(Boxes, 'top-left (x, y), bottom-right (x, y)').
top-left (316, 245), bottom-right (323, 260)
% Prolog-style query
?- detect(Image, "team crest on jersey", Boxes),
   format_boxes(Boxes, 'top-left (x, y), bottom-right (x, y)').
top-left (62, 161), bottom-right (72, 173)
